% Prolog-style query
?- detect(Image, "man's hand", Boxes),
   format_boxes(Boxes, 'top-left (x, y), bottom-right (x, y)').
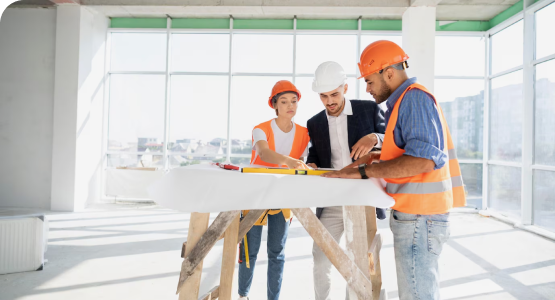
top-left (343, 152), bottom-right (380, 169)
top-left (350, 134), bottom-right (378, 160)
top-left (321, 167), bottom-right (361, 179)
top-left (307, 163), bottom-right (318, 169)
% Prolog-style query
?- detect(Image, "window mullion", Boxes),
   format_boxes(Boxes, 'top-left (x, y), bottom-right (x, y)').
top-left (522, 0), bottom-right (536, 225)
top-left (226, 17), bottom-right (234, 163)
top-left (163, 17), bottom-right (172, 171)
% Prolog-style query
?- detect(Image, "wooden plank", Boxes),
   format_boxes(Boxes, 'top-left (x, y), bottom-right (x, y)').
top-left (179, 212), bottom-right (210, 300)
top-left (181, 242), bottom-right (187, 258)
top-left (291, 208), bottom-right (373, 300)
top-left (177, 211), bottom-right (241, 294)
top-left (217, 209), bottom-right (266, 242)
top-left (367, 233), bottom-right (383, 275)
top-left (219, 214), bottom-right (240, 300)
top-left (343, 206), bottom-right (371, 300)
top-left (365, 207), bottom-right (378, 246)
top-left (365, 207), bottom-right (382, 300)
top-left (198, 285), bottom-right (219, 300)
top-left (236, 210), bottom-right (266, 241)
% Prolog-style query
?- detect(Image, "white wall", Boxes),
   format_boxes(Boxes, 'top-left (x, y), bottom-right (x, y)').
top-left (0, 8), bottom-right (57, 209)
top-left (51, 5), bottom-right (108, 211)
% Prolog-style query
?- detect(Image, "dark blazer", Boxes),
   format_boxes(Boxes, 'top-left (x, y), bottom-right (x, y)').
top-left (306, 100), bottom-right (387, 220)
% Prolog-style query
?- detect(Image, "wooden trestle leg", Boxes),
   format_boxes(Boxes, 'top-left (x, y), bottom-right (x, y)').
top-left (344, 206), bottom-right (372, 299)
top-left (219, 214), bottom-right (240, 300)
top-left (291, 208), bottom-right (373, 300)
top-left (177, 211), bottom-right (240, 294)
top-left (179, 212), bottom-right (210, 300)
top-left (365, 206), bottom-right (384, 300)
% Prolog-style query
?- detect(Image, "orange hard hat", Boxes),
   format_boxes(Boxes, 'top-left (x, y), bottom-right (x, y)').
top-left (358, 40), bottom-right (409, 79)
top-left (268, 80), bottom-right (302, 108)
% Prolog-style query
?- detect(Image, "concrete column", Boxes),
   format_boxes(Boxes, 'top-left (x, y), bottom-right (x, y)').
top-left (402, 6), bottom-right (436, 93)
top-left (51, 5), bottom-right (108, 211)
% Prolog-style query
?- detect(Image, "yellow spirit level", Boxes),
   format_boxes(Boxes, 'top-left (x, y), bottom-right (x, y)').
top-left (241, 167), bottom-right (334, 176)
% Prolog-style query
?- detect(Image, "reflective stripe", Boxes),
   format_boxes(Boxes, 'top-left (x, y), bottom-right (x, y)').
top-left (448, 148), bottom-right (457, 160)
top-left (451, 175), bottom-right (464, 188)
top-left (386, 178), bottom-right (453, 195)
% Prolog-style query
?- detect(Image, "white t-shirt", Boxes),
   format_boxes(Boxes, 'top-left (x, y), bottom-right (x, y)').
top-left (252, 119), bottom-right (309, 159)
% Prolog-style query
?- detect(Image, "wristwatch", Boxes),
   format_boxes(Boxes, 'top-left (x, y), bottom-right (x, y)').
top-left (358, 163), bottom-right (369, 179)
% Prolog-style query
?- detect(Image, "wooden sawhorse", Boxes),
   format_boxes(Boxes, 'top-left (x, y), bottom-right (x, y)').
top-left (177, 206), bottom-right (385, 300)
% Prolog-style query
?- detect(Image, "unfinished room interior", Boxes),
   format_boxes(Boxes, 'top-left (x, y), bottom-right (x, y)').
top-left (1, 0), bottom-right (555, 299)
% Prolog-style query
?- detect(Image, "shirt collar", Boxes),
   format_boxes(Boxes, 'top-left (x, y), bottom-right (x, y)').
top-left (326, 98), bottom-right (352, 119)
top-left (385, 77), bottom-right (418, 112)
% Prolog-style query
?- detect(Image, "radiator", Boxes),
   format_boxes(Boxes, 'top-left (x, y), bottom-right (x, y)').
top-left (0, 216), bottom-right (48, 275)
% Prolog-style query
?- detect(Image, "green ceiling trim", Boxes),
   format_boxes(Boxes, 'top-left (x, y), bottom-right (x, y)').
top-left (296, 19), bottom-right (358, 30)
top-left (233, 19), bottom-right (294, 29)
top-left (172, 18), bottom-right (230, 29)
top-left (361, 20), bottom-right (402, 31)
top-left (110, 1), bottom-right (527, 32)
top-left (436, 21), bottom-right (490, 32)
top-left (489, 0), bottom-right (524, 29)
top-left (110, 18), bottom-right (167, 29)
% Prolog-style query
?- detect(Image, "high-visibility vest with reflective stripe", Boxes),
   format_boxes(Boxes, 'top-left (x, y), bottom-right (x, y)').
top-left (246, 119), bottom-right (310, 225)
top-left (381, 83), bottom-right (466, 215)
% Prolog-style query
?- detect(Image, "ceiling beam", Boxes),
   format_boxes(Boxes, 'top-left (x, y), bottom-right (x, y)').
top-left (50, 0), bottom-right (81, 4)
top-left (410, 0), bottom-right (443, 6)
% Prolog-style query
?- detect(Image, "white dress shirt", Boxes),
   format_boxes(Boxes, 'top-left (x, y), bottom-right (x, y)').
top-left (327, 99), bottom-right (382, 169)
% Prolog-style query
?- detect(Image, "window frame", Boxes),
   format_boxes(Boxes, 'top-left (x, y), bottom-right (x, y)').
top-left (101, 0), bottom-right (555, 234)
top-left (484, 0), bottom-right (555, 226)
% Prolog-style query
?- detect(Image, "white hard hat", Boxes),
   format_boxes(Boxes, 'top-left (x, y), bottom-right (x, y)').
top-left (312, 61), bottom-right (347, 93)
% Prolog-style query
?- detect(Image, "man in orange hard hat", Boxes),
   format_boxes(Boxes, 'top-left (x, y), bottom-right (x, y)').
top-left (323, 40), bottom-right (466, 300)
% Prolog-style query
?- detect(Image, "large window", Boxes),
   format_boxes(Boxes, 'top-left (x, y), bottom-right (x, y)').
top-left (435, 35), bottom-right (486, 209)
top-left (296, 34), bottom-right (357, 75)
top-left (535, 2), bottom-right (555, 60)
top-left (104, 3), bottom-right (555, 234)
top-left (106, 28), bottom-right (390, 172)
top-left (110, 33), bottom-right (167, 72)
top-left (487, 20), bottom-right (525, 217)
top-left (489, 70), bottom-right (523, 162)
top-left (490, 20), bottom-right (523, 75)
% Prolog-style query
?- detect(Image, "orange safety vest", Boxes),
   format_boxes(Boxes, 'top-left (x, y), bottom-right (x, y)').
top-left (245, 119), bottom-right (310, 225)
top-left (381, 83), bottom-right (466, 215)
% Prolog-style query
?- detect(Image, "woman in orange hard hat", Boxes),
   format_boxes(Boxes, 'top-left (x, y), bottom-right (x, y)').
top-left (237, 80), bottom-right (310, 300)
top-left (324, 40), bottom-right (466, 300)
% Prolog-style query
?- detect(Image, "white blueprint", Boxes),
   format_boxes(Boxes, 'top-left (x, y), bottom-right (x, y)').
top-left (147, 164), bottom-right (395, 213)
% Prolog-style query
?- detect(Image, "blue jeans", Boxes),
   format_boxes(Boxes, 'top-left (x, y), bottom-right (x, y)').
top-left (238, 212), bottom-right (289, 300)
top-left (390, 210), bottom-right (451, 300)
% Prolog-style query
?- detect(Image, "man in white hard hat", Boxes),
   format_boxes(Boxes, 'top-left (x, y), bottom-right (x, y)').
top-left (306, 61), bottom-right (386, 300)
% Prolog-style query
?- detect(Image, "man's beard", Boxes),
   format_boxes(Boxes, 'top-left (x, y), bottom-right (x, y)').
top-left (373, 77), bottom-right (393, 104)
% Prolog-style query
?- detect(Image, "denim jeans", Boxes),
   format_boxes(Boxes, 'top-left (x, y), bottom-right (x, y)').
top-left (390, 210), bottom-right (451, 300)
top-left (238, 212), bottom-right (289, 300)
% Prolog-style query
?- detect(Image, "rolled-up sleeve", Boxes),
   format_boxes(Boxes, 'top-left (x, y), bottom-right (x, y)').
top-left (397, 89), bottom-right (447, 170)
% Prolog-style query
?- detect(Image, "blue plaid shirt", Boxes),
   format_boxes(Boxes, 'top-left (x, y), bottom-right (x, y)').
top-left (384, 78), bottom-right (447, 170)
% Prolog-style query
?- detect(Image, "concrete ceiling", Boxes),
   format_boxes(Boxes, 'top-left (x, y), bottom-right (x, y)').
top-left (8, 0), bottom-right (55, 7)
top-left (8, 0), bottom-right (520, 21)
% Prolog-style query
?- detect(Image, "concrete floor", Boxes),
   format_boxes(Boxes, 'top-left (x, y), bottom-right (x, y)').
top-left (1, 204), bottom-right (554, 300)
